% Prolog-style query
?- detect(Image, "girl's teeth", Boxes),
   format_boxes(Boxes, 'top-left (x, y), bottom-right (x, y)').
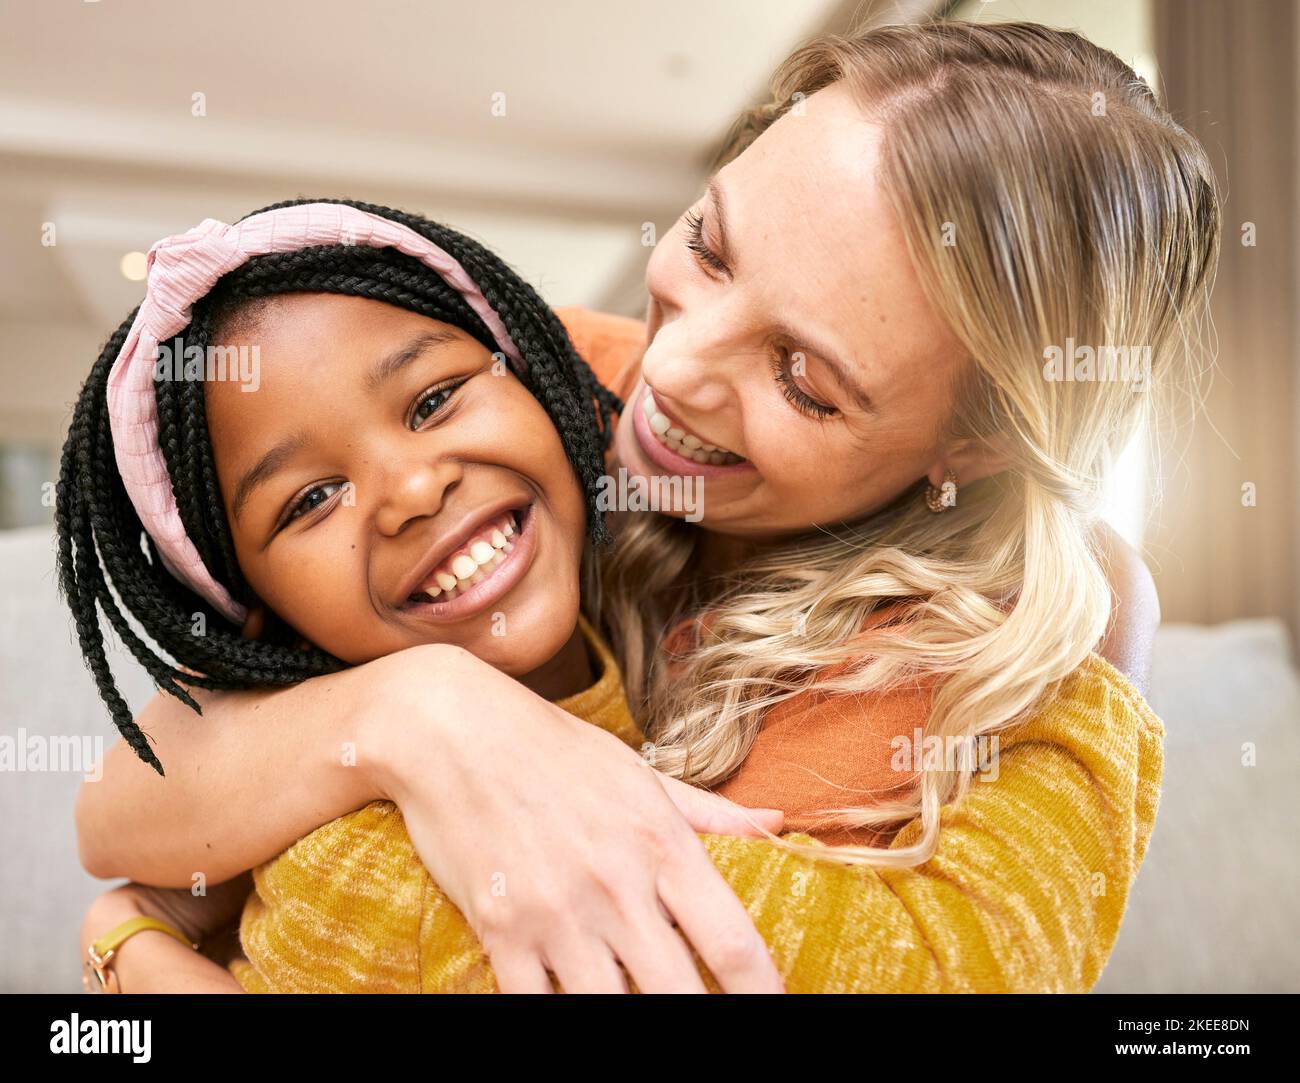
top-left (415, 511), bottom-right (524, 604)
top-left (450, 554), bottom-right (478, 580)
top-left (642, 389), bottom-right (745, 464)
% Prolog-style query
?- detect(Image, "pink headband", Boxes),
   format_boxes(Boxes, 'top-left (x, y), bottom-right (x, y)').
top-left (106, 202), bottom-right (525, 624)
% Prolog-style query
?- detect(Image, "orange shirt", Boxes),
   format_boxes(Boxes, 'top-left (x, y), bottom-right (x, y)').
top-left (558, 305), bottom-right (929, 845)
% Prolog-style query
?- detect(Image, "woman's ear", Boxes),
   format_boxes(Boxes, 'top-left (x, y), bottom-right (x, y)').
top-left (928, 434), bottom-right (1013, 488)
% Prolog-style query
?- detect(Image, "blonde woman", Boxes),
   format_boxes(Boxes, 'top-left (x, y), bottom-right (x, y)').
top-left (77, 21), bottom-right (1210, 991)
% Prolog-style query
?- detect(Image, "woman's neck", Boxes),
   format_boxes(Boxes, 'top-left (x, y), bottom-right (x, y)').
top-left (694, 529), bottom-right (772, 583)
top-left (517, 622), bottom-right (596, 702)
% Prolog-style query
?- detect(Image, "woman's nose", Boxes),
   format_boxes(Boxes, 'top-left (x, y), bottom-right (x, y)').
top-left (372, 455), bottom-right (463, 537)
top-left (642, 309), bottom-right (741, 413)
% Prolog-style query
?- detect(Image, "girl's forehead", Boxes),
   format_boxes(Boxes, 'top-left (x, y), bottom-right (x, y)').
top-left (220, 292), bottom-right (446, 346)
top-left (202, 298), bottom-right (482, 443)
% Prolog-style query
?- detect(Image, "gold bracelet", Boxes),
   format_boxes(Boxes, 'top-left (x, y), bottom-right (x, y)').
top-left (83, 915), bottom-right (199, 994)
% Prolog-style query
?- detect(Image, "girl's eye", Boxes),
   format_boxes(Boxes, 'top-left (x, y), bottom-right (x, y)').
top-left (286, 480), bottom-right (346, 524)
top-left (410, 379), bottom-right (466, 428)
top-left (771, 350), bottom-right (837, 421)
top-left (683, 209), bottom-right (729, 277)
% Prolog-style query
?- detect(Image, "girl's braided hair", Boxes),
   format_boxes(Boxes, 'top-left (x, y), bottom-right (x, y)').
top-left (55, 197), bottom-right (621, 775)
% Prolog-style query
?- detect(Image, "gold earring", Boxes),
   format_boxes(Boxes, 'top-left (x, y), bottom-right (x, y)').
top-left (924, 470), bottom-right (957, 513)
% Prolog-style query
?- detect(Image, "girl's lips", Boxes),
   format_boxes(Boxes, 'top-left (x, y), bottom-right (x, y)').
top-left (399, 503), bottom-right (537, 623)
top-left (629, 384), bottom-right (757, 479)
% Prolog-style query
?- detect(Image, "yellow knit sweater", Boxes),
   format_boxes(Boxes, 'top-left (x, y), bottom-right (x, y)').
top-left (230, 616), bottom-right (1163, 993)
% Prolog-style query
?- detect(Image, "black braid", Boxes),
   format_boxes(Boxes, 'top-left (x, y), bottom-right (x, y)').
top-left (55, 198), bottom-right (623, 774)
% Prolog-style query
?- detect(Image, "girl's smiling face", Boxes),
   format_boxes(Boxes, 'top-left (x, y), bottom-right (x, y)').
top-left (203, 293), bottom-right (589, 676)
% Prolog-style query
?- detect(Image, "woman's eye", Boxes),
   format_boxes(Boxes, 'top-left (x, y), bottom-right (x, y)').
top-left (771, 351), bottom-right (837, 421)
top-left (683, 209), bottom-right (729, 277)
top-left (410, 380), bottom-right (465, 428)
top-left (286, 481), bottom-right (345, 524)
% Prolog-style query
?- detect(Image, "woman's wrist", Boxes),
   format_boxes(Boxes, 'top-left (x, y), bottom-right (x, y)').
top-left (82, 887), bottom-right (145, 954)
top-left (358, 640), bottom-right (469, 804)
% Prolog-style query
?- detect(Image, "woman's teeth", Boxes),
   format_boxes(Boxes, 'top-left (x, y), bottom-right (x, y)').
top-left (412, 511), bottom-right (518, 603)
top-left (642, 388), bottom-right (746, 465)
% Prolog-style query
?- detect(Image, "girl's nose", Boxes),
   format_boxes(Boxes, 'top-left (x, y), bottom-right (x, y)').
top-left (373, 455), bottom-right (463, 537)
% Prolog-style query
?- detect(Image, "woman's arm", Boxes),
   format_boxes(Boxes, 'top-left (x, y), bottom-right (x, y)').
top-left (250, 653), bottom-right (1160, 993)
top-left (76, 642), bottom-right (785, 993)
top-left (76, 663), bottom-right (384, 886)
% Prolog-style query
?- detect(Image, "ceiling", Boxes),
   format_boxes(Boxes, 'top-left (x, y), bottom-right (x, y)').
top-left (0, 0), bottom-right (964, 452)
top-left (0, 0), bottom-right (857, 325)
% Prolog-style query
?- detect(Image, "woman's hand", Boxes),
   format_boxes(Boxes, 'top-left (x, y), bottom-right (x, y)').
top-left (366, 642), bottom-right (786, 994)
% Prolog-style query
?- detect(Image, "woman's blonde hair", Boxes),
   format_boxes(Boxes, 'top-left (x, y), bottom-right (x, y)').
top-left (597, 20), bottom-right (1220, 867)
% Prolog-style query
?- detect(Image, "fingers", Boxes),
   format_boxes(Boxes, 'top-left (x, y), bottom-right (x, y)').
top-left (543, 934), bottom-right (629, 994)
top-left (661, 774), bottom-right (784, 838)
top-left (605, 911), bottom-right (710, 994)
top-left (659, 842), bottom-right (785, 994)
top-left (491, 949), bottom-right (555, 994)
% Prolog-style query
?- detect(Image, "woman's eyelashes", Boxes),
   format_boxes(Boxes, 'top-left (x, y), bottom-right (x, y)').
top-left (682, 209), bottom-right (729, 277)
top-left (679, 211), bottom-right (837, 423)
top-left (772, 350), bottom-right (837, 421)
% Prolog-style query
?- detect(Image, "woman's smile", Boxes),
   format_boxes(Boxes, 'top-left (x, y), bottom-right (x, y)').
top-left (627, 378), bottom-right (757, 480)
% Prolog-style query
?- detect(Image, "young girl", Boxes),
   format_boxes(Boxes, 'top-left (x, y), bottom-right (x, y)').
top-left (70, 199), bottom-right (1162, 993)
top-left (66, 198), bottom-right (774, 992)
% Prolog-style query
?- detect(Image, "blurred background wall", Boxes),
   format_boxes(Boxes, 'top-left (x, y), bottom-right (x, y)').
top-left (0, 0), bottom-right (863, 521)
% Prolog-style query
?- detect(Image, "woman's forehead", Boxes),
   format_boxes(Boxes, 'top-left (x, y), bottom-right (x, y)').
top-left (721, 88), bottom-right (959, 396)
